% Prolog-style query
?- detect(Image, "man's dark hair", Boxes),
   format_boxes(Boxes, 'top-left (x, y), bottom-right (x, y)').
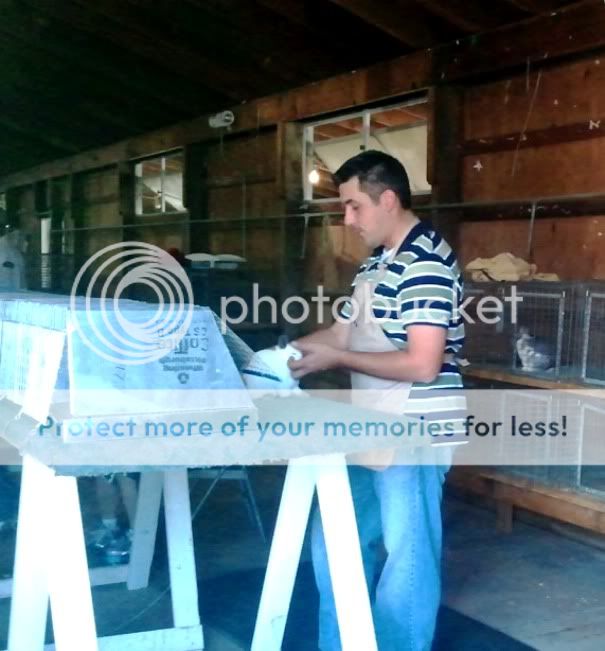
top-left (333, 150), bottom-right (411, 209)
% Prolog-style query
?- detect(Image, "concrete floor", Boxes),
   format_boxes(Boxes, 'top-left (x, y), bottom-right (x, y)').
top-left (0, 467), bottom-right (604, 650)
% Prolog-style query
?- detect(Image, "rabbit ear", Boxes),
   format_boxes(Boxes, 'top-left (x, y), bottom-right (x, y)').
top-left (277, 334), bottom-right (289, 349)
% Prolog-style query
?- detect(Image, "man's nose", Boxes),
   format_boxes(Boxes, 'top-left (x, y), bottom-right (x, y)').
top-left (343, 207), bottom-right (355, 226)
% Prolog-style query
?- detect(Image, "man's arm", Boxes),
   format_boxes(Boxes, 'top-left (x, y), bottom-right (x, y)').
top-left (293, 319), bottom-right (351, 351)
top-left (290, 324), bottom-right (446, 383)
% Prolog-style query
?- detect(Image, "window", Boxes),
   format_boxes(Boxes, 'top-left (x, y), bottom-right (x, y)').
top-left (134, 151), bottom-right (185, 215)
top-left (303, 98), bottom-right (431, 203)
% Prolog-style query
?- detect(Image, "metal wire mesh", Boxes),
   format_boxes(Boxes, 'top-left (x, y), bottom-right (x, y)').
top-left (582, 291), bottom-right (605, 384)
top-left (461, 282), bottom-right (510, 366)
top-left (499, 390), bottom-right (554, 483)
top-left (464, 281), bottom-right (585, 381)
top-left (578, 402), bottom-right (605, 495)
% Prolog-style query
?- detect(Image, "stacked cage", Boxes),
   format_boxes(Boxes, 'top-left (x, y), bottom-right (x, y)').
top-left (580, 282), bottom-right (605, 385)
top-left (461, 281), bottom-right (511, 367)
top-left (463, 281), bottom-right (584, 382)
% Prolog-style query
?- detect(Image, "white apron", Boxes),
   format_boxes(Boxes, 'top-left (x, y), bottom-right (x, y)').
top-left (347, 243), bottom-right (412, 469)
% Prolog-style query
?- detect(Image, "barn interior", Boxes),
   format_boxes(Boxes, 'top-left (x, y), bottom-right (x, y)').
top-left (2, 1), bottom-right (605, 650)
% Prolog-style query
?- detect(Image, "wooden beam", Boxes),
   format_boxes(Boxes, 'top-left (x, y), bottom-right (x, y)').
top-left (184, 143), bottom-right (210, 253)
top-left (426, 86), bottom-right (464, 248)
top-left (4, 1), bottom-right (605, 190)
top-left (327, 0), bottom-right (446, 48)
top-left (440, 193), bottom-right (605, 222)
top-left (414, 0), bottom-right (513, 32)
top-left (462, 117), bottom-right (605, 155)
top-left (438, 0), bottom-right (605, 81)
top-left (461, 366), bottom-right (598, 391)
top-left (0, 49), bottom-right (431, 190)
top-left (0, 118), bottom-right (78, 154)
top-left (38, 0), bottom-right (256, 100)
top-left (277, 122), bottom-right (306, 338)
top-left (503, 0), bottom-right (565, 14)
top-left (256, 0), bottom-right (405, 63)
top-left (185, 0), bottom-right (353, 84)
top-left (255, 0), bottom-right (309, 26)
top-left (124, 0), bottom-right (307, 87)
top-left (448, 468), bottom-right (605, 535)
top-left (0, 60), bottom-right (152, 146)
top-left (4, 1), bottom-right (221, 116)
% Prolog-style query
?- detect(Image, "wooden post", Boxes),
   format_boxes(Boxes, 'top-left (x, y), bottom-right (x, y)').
top-left (277, 122), bottom-right (305, 339)
top-left (427, 85), bottom-right (464, 250)
top-left (118, 161), bottom-right (135, 244)
top-left (184, 142), bottom-right (209, 254)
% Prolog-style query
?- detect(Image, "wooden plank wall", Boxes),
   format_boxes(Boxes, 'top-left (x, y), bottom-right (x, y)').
top-left (460, 56), bottom-right (605, 279)
top-left (203, 129), bottom-right (282, 271)
top-left (8, 130), bottom-right (285, 292)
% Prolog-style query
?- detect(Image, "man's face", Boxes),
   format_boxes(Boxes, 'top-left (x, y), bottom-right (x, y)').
top-left (339, 177), bottom-right (388, 249)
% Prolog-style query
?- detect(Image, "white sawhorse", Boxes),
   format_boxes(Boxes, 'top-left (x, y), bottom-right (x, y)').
top-left (7, 453), bottom-right (376, 651)
top-left (252, 454), bottom-right (378, 651)
top-left (6, 454), bottom-right (204, 651)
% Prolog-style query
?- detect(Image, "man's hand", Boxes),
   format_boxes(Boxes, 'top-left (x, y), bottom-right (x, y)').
top-left (288, 341), bottom-right (344, 379)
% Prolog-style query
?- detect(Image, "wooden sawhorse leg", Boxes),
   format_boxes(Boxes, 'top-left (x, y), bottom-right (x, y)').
top-left (8, 454), bottom-right (98, 651)
top-left (251, 454), bottom-right (377, 651)
top-left (7, 464), bottom-right (203, 651)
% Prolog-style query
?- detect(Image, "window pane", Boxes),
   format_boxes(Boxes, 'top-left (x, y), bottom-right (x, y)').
top-left (370, 104), bottom-right (431, 194)
top-left (309, 116), bottom-right (363, 201)
top-left (135, 152), bottom-right (184, 215)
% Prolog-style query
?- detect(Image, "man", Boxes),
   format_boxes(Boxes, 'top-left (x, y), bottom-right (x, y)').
top-left (289, 150), bottom-right (465, 651)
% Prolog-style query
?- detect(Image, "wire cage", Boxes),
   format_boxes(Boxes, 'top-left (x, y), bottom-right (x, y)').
top-left (461, 281), bottom-right (511, 367)
top-left (577, 401), bottom-right (605, 496)
top-left (498, 390), bottom-right (555, 484)
top-left (511, 282), bottom-right (573, 379)
top-left (463, 281), bottom-right (584, 381)
top-left (581, 285), bottom-right (605, 385)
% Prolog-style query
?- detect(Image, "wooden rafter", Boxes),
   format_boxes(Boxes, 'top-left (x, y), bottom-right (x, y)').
top-left (36, 0), bottom-right (255, 100)
top-left (5, 1), bottom-right (228, 115)
top-left (255, 0), bottom-right (405, 62)
top-left (127, 0), bottom-right (306, 86)
top-left (185, 0), bottom-right (353, 83)
top-left (0, 118), bottom-right (78, 154)
top-left (370, 108), bottom-right (426, 127)
top-left (503, 0), bottom-right (567, 14)
top-left (327, 0), bottom-right (445, 48)
top-left (438, 0), bottom-right (605, 80)
top-left (0, 42), bottom-right (176, 137)
top-left (2, 1), bottom-right (605, 189)
top-left (413, 0), bottom-right (514, 32)
top-left (254, 0), bottom-right (309, 27)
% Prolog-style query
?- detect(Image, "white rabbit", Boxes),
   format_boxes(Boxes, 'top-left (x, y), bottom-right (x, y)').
top-left (242, 339), bottom-right (303, 395)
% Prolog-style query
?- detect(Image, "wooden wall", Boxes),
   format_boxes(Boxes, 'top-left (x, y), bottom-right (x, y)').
top-left (6, 52), bottom-right (605, 294)
top-left (459, 57), bottom-right (605, 279)
top-left (204, 129), bottom-right (282, 272)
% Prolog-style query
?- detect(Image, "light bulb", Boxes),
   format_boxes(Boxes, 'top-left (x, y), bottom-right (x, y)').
top-left (308, 169), bottom-right (320, 185)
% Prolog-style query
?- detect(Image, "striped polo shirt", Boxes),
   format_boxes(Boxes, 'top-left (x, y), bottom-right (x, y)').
top-left (340, 221), bottom-right (466, 438)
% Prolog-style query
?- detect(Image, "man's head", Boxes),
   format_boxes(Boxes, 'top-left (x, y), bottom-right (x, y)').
top-left (333, 150), bottom-right (412, 249)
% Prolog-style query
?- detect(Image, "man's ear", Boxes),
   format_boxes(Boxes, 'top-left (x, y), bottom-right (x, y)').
top-left (380, 188), bottom-right (398, 212)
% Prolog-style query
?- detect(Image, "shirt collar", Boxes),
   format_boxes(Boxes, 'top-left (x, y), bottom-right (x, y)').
top-left (372, 220), bottom-right (430, 260)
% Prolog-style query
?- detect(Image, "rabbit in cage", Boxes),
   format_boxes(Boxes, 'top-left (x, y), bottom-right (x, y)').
top-left (515, 327), bottom-right (555, 372)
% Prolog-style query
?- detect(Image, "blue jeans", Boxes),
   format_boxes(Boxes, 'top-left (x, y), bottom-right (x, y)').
top-left (0, 468), bottom-right (20, 523)
top-left (311, 450), bottom-right (451, 651)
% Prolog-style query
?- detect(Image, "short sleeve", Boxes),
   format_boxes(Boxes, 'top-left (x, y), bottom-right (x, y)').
top-left (397, 259), bottom-right (456, 329)
top-left (336, 296), bottom-right (354, 321)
